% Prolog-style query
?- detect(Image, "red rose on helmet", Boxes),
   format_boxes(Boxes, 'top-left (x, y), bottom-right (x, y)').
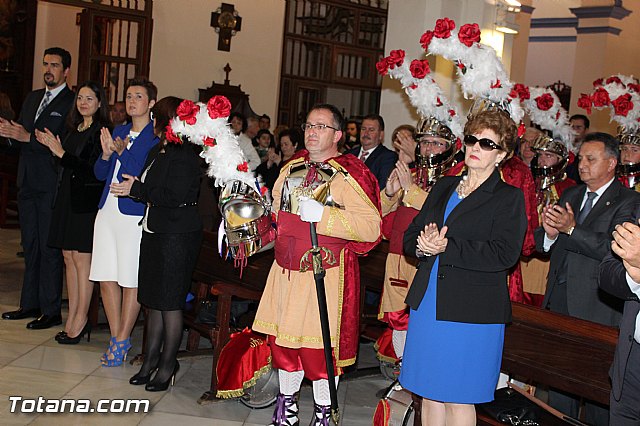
top-left (591, 88), bottom-right (610, 107)
top-left (606, 76), bottom-right (623, 86)
top-left (612, 94), bottom-right (633, 117)
top-left (433, 18), bottom-right (456, 39)
top-left (376, 58), bottom-right (389, 76)
top-left (420, 30), bottom-right (434, 50)
top-left (409, 59), bottom-right (430, 79)
top-left (203, 137), bottom-right (216, 147)
top-left (176, 100), bottom-right (200, 125)
top-left (386, 49), bottom-right (405, 69)
top-left (628, 83), bottom-right (640, 93)
top-left (535, 93), bottom-right (554, 111)
top-left (458, 23), bottom-right (480, 47)
top-left (593, 78), bottom-right (604, 87)
top-left (207, 95), bottom-right (232, 119)
top-left (509, 83), bottom-right (530, 102)
top-left (577, 93), bottom-right (592, 114)
top-left (237, 162), bottom-right (249, 172)
top-left (165, 125), bottom-right (182, 144)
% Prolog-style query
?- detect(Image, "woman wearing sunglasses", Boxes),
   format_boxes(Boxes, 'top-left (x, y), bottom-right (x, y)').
top-left (400, 109), bottom-right (528, 426)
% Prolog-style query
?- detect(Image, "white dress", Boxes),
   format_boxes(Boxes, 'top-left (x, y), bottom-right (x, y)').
top-left (89, 135), bottom-right (143, 288)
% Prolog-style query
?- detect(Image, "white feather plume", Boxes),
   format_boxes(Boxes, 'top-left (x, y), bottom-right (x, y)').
top-left (386, 59), bottom-right (464, 140)
top-left (426, 22), bottom-right (525, 123)
top-left (523, 87), bottom-right (574, 146)
top-left (169, 98), bottom-right (255, 188)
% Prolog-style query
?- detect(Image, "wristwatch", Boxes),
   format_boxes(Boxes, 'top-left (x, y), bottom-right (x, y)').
top-left (567, 226), bottom-right (575, 236)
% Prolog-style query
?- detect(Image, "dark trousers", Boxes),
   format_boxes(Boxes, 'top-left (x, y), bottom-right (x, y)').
top-left (610, 341), bottom-right (640, 425)
top-left (17, 186), bottom-right (63, 316)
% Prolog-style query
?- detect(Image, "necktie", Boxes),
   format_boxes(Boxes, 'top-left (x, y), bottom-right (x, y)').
top-left (359, 150), bottom-right (369, 162)
top-left (576, 191), bottom-right (597, 224)
top-left (35, 91), bottom-right (52, 121)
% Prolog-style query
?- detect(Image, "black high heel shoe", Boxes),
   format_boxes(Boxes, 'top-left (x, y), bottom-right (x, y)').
top-left (145, 361), bottom-right (180, 392)
top-left (57, 322), bottom-right (91, 345)
top-left (129, 367), bottom-right (158, 385)
top-left (54, 331), bottom-right (67, 342)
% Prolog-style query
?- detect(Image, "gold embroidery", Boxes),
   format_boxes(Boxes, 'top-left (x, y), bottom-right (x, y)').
top-left (335, 250), bottom-right (345, 366)
top-left (253, 319), bottom-right (337, 345)
top-left (335, 209), bottom-right (360, 241)
top-left (216, 358), bottom-right (273, 399)
top-left (327, 159), bottom-right (379, 214)
top-left (326, 207), bottom-right (337, 234)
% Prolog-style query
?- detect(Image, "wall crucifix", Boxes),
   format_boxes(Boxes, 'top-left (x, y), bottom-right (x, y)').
top-left (210, 3), bottom-right (242, 52)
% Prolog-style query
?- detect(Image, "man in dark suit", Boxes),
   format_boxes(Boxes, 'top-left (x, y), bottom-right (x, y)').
top-left (0, 47), bottom-right (75, 329)
top-left (347, 114), bottom-right (397, 189)
top-left (600, 208), bottom-right (640, 426)
top-left (535, 132), bottom-right (639, 424)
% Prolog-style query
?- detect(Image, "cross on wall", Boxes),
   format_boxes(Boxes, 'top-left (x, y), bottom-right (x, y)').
top-left (210, 3), bottom-right (242, 52)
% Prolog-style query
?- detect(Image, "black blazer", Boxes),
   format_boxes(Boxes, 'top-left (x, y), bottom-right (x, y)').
top-left (16, 86), bottom-right (75, 192)
top-left (130, 143), bottom-right (202, 233)
top-left (57, 122), bottom-right (106, 214)
top-left (535, 180), bottom-right (638, 326)
top-left (347, 144), bottom-right (397, 189)
top-left (404, 169), bottom-right (527, 324)
top-left (599, 245), bottom-right (640, 402)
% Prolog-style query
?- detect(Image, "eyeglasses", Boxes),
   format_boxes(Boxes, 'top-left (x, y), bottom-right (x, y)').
top-left (463, 134), bottom-right (503, 151)
top-left (420, 140), bottom-right (447, 149)
top-left (301, 123), bottom-right (339, 132)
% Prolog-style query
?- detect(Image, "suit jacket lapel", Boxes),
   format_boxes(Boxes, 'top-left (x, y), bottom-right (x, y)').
top-left (444, 169), bottom-right (500, 226)
top-left (581, 180), bottom-right (621, 226)
top-left (35, 86), bottom-right (70, 125)
top-left (365, 145), bottom-right (382, 165)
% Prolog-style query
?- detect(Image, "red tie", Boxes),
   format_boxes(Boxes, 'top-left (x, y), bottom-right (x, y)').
top-left (360, 150), bottom-right (369, 162)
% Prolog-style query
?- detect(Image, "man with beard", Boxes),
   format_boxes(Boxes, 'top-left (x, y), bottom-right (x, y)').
top-left (347, 114), bottom-right (397, 189)
top-left (0, 47), bottom-right (75, 329)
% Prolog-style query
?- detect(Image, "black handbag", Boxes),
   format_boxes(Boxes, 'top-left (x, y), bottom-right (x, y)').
top-left (478, 387), bottom-right (539, 425)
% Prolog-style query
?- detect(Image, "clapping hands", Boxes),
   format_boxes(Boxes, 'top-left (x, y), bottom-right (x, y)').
top-left (100, 128), bottom-right (128, 159)
top-left (611, 220), bottom-right (640, 282)
top-left (35, 128), bottom-right (64, 157)
top-left (417, 223), bottom-right (448, 256)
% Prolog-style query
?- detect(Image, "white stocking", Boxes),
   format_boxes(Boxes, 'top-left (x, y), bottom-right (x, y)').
top-left (279, 369), bottom-right (304, 396)
top-left (392, 329), bottom-right (407, 359)
top-left (312, 376), bottom-right (340, 406)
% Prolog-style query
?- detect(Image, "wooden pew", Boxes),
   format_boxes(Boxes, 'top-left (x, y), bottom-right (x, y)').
top-left (476, 303), bottom-right (618, 425)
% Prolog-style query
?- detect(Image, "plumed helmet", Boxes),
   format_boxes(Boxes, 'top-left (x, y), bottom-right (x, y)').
top-left (531, 134), bottom-right (569, 190)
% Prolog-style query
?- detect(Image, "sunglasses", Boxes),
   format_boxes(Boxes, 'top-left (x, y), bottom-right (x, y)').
top-left (463, 134), bottom-right (503, 151)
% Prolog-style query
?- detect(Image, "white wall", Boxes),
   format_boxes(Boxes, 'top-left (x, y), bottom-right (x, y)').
top-left (150, 0), bottom-right (285, 122)
top-left (33, 2), bottom-right (80, 90)
top-left (32, 0), bottom-right (285, 123)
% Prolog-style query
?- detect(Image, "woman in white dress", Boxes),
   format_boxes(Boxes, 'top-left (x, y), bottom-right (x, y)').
top-left (90, 77), bottom-right (159, 366)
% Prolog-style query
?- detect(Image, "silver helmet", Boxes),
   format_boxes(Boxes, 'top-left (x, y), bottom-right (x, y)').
top-left (413, 116), bottom-right (457, 189)
top-left (531, 134), bottom-right (569, 190)
top-left (218, 180), bottom-right (276, 259)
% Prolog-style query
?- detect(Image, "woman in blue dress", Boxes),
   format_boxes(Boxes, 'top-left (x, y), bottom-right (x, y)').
top-left (400, 109), bottom-right (528, 425)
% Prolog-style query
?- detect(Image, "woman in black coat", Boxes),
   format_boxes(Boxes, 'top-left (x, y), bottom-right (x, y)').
top-left (399, 109), bottom-right (527, 426)
top-left (36, 80), bottom-right (111, 344)
top-left (112, 96), bottom-right (203, 391)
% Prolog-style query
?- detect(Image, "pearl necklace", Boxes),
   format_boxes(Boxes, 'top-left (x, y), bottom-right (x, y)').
top-left (456, 175), bottom-right (479, 199)
top-left (77, 120), bottom-right (93, 132)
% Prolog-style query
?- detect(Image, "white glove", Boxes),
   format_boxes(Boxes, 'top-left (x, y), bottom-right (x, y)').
top-left (298, 197), bottom-right (324, 223)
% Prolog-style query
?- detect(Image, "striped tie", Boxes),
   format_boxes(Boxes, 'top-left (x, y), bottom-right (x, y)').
top-left (360, 150), bottom-right (369, 162)
top-left (35, 91), bottom-right (52, 121)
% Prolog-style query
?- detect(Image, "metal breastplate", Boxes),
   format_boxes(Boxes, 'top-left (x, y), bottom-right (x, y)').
top-left (280, 161), bottom-right (343, 213)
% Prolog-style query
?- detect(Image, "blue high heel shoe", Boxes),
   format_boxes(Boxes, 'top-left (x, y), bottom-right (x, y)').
top-left (101, 338), bottom-right (132, 367)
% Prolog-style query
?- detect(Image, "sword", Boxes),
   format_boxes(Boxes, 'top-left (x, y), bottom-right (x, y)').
top-left (309, 222), bottom-right (340, 425)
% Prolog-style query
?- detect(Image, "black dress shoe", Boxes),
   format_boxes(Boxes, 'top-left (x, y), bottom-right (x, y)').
top-left (2, 308), bottom-right (41, 320)
top-left (26, 314), bottom-right (62, 330)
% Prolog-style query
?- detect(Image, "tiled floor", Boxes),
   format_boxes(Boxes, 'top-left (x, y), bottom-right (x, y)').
top-left (0, 228), bottom-right (389, 425)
